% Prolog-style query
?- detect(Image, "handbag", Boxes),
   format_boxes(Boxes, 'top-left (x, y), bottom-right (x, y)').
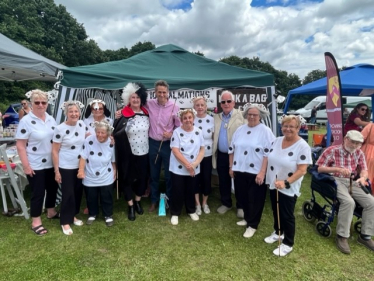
top-left (158, 193), bottom-right (169, 216)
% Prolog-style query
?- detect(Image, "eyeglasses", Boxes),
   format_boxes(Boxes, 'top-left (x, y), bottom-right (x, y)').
top-left (221, 100), bottom-right (232, 104)
top-left (34, 101), bottom-right (47, 105)
top-left (93, 108), bottom-right (104, 111)
top-left (282, 125), bottom-right (297, 129)
top-left (360, 108), bottom-right (368, 112)
top-left (247, 114), bottom-right (259, 117)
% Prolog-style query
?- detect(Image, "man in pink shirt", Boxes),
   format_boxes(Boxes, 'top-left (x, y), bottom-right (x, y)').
top-left (147, 80), bottom-right (180, 212)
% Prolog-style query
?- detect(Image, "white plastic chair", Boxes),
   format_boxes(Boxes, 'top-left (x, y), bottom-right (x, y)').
top-left (0, 144), bottom-right (29, 219)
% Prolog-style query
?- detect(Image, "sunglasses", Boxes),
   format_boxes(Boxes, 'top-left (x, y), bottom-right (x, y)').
top-left (34, 101), bottom-right (47, 105)
top-left (221, 100), bottom-right (232, 104)
top-left (93, 108), bottom-right (104, 111)
top-left (360, 108), bottom-right (368, 112)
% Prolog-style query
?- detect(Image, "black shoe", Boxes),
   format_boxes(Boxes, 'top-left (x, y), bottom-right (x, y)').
top-left (134, 201), bottom-right (144, 215)
top-left (128, 206), bottom-right (135, 221)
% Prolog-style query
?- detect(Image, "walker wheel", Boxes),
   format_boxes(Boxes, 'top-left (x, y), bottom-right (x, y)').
top-left (354, 221), bottom-right (362, 234)
top-left (302, 201), bottom-right (316, 223)
top-left (316, 221), bottom-right (332, 237)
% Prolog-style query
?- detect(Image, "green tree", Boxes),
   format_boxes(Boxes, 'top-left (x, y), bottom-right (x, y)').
top-left (302, 69), bottom-right (326, 85)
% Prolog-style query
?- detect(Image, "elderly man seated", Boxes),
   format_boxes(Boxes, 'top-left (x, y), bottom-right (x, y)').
top-left (316, 130), bottom-right (374, 254)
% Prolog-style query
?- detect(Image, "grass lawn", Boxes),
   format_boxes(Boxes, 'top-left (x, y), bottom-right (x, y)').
top-left (1, 130), bottom-right (374, 281)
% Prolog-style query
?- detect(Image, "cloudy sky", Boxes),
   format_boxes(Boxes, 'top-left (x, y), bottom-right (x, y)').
top-left (54, 0), bottom-right (374, 79)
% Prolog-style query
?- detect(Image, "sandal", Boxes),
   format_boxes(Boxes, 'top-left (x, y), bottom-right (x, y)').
top-left (47, 212), bottom-right (60, 219)
top-left (31, 225), bottom-right (48, 236)
top-left (61, 225), bottom-right (73, 235)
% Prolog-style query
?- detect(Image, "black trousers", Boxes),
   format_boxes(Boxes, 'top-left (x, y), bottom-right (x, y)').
top-left (217, 151), bottom-right (242, 208)
top-left (59, 168), bottom-right (83, 225)
top-left (170, 172), bottom-right (196, 216)
top-left (85, 183), bottom-right (113, 218)
top-left (123, 153), bottom-right (149, 201)
top-left (234, 172), bottom-right (267, 229)
top-left (269, 189), bottom-right (297, 247)
top-left (195, 156), bottom-right (212, 196)
top-left (27, 168), bottom-right (58, 217)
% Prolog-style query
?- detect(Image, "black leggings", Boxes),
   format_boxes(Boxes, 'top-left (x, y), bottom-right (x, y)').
top-left (27, 168), bottom-right (58, 217)
top-left (123, 154), bottom-right (149, 202)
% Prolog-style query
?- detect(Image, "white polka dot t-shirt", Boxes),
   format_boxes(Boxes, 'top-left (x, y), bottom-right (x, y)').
top-left (194, 115), bottom-right (214, 157)
top-left (229, 123), bottom-right (275, 174)
top-left (126, 113), bottom-right (149, 156)
top-left (53, 120), bottom-right (87, 169)
top-left (266, 137), bottom-right (312, 197)
top-left (15, 112), bottom-right (57, 170)
top-left (80, 135), bottom-right (115, 187)
top-left (170, 126), bottom-right (204, 176)
top-left (83, 115), bottom-right (113, 136)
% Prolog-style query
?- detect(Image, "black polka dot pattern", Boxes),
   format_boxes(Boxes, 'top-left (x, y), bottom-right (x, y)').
top-left (270, 166), bottom-right (274, 171)
top-left (190, 140), bottom-right (194, 143)
top-left (190, 155), bottom-right (194, 159)
top-left (180, 133), bottom-right (184, 137)
top-left (42, 158), bottom-right (47, 163)
top-left (255, 148), bottom-right (260, 152)
top-left (75, 132), bottom-right (79, 136)
top-left (79, 123), bottom-right (82, 127)
top-left (56, 134), bottom-right (61, 139)
top-left (288, 172), bottom-right (293, 177)
top-left (229, 147), bottom-right (233, 151)
top-left (66, 130), bottom-right (70, 134)
top-left (108, 168), bottom-right (111, 172)
top-left (31, 121), bottom-right (36, 125)
top-left (21, 129), bottom-right (26, 134)
top-left (247, 131), bottom-right (251, 134)
top-left (87, 159), bottom-right (89, 163)
top-left (264, 148), bottom-right (269, 153)
top-left (95, 171), bottom-right (100, 176)
top-left (178, 165), bottom-right (183, 169)
top-left (198, 119), bottom-right (202, 123)
top-left (207, 146), bottom-right (211, 150)
top-left (110, 144), bottom-right (114, 148)
top-left (89, 141), bottom-right (93, 145)
top-left (195, 131), bottom-right (199, 135)
top-left (78, 155), bottom-right (81, 159)
top-left (90, 151), bottom-right (94, 155)
top-left (234, 161), bottom-right (237, 165)
top-left (300, 155), bottom-right (306, 160)
top-left (181, 148), bottom-right (184, 152)
top-left (172, 137), bottom-right (174, 141)
top-left (32, 147), bottom-right (37, 151)
top-left (71, 146), bottom-right (75, 149)
top-left (288, 152), bottom-right (293, 156)
top-left (98, 152), bottom-right (102, 156)
top-left (244, 151), bottom-right (248, 155)
top-left (250, 163), bottom-right (254, 168)
top-left (52, 126), bottom-right (55, 130)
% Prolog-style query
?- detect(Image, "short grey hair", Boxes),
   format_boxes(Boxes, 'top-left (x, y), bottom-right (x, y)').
top-left (243, 104), bottom-right (269, 119)
top-left (219, 90), bottom-right (235, 101)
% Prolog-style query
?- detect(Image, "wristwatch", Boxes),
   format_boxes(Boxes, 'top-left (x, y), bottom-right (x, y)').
top-left (284, 180), bottom-right (291, 189)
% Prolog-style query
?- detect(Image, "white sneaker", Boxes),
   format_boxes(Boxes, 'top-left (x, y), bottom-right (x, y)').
top-left (196, 205), bottom-right (202, 215)
top-left (273, 243), bottom-right (293, 257)
top-left (236, 219), bottom-right (247, 226)
top-left (237, 208), bottom-right (244, 219)
top-left (243, 226), bottom-right (256, 238)
top-left (189, 213), bottom-right (199, 221)
top-left (217, 205), bottom-right (232, 214)
top-left (264, 231), bottom-right (284, 244)
top-left (171, 216), bottom-right (179, 225)
top-left (203, 204), bottom-right (210, 214)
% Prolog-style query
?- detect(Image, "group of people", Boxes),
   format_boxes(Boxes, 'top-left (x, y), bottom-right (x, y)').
top-left (14, 83), bottom-right (374, 257)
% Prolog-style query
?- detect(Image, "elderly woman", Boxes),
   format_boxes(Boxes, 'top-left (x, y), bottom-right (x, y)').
top-left (192, 96), bottom-right (214, 215)
top-left (18, 99), bottom-right (31, 120)
top-left (16, 89), bottom-right (59, 236)
top-left (169, 108), bottom-right (205, 225)
top-left (83, 99), bottom-right (113, 136)
top-left (265, 115), bottom-right (312, 256)
top-left (52, 100), bottom-right (86, 235)
top-left (344, 103), bottom-right (371, 135)
top-left (78, 120), bottom-right (116, 226)
top-left (113, 82), bottom-right (149, 221)
top-left (229, 103), bottom-right (275, 238)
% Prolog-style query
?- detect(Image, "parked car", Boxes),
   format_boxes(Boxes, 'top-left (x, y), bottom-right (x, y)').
top-left (3, 103), bottom-right (21, 127)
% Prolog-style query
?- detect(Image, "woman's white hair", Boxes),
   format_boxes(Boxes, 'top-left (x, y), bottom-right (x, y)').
top-left (122, 83), bottom-right (140, 106)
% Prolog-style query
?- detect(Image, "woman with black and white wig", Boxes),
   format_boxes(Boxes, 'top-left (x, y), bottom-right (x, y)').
top-left (169, 108), bottom-right (205, 225)
top-left (16, 89), bottom-right (59, 236)
top-left (192, 96), bottom-right (214, 215)
top-left (52, 100), bottom-right (87, 235)
top-left (78, 120), bottom-right (116, 227)
top-left (229, 103), bottom-right (275, 239)
top-left (83, 99), bottom-right (113, 136)
top-left (113, 82), bottom-right (149, 221)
